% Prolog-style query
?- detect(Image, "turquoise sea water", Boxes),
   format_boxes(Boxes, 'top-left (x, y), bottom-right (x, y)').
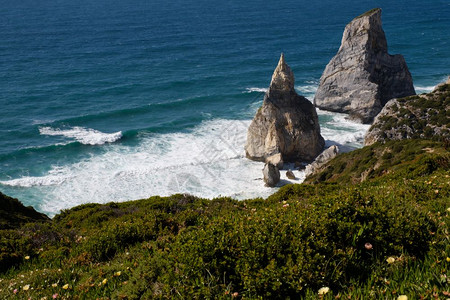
top-left (1, 0), bottom-right (449, 215)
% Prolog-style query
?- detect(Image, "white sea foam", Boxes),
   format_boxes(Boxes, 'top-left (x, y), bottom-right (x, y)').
top-left (318, 109), bottom-right (370, 150)
top-left (245, 87), bottom-right (267, 93)
top-left (39, 126), bottom-right (122, 145)
top-left (1, 167), bottom-right (71, 188)
top-left (295, 82), bottom-right (318, 99)
top-left (415, 85), bottom-right (436, 94)
top-left (415, 75), bottom-right (450, 94)
top-left (3, 113), bottom-right (369, 216)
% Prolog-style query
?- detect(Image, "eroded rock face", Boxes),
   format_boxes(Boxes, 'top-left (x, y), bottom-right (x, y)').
top-left (266, 153), bottom-right (284, 169)
top-left (245, 54), bottom-right (325, 163)
top-left (314, 8), bottom-right (415, 124)
top-left (305, 145), bottom-right (340, 178)
top-left (263, 163), bottom-right (280, 187)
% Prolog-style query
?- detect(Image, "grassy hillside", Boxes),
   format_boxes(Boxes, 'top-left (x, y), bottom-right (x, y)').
top-left (0, 139), bottom-right (448, 299)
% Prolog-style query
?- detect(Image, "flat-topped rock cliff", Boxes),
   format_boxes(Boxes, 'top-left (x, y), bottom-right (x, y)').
top-left (365, 80), bottom-right (450, 145)
top-left (245, 54), bottom-right (324, 164)
top-left (314, 8), bottom-right (415, 123)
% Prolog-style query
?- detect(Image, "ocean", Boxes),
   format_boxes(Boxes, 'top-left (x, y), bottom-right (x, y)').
top-left (1, 0), bottom-right (449, 216)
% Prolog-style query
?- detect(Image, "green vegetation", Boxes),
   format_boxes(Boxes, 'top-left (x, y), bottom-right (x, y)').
top-left (370, 84), bottom-right (450, 141)
top-left (0, 139), bottom-right (448, 299)
top-left (0, 192), bottom-right (49, 230)
top-left (305, 139), bottom-right (449, 184)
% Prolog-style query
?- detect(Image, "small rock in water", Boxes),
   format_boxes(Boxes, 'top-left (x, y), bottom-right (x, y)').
top-left (286, 170), bottom-right (296, 179)
top-left (263, 163), bottom-right (280, 187)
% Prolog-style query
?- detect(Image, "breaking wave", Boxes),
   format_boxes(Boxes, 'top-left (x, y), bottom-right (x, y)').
top-left (39, 126), bottom-right (122, 145)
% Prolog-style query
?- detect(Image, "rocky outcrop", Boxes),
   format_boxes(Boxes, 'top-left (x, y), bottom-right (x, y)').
top-left (314, 8), bottom-right (415, 124)
top-left (305, 145), bottom-right (340, 177)
top-left (245, 54), bottom-right (325, 164)
top-left (365, 81), bottom-right (450, 145)
top-left (263, 163), bottom-right (280, 187)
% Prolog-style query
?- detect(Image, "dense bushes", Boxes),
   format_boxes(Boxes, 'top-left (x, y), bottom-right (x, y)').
top-left (158, 187), bottom-right (437, 298)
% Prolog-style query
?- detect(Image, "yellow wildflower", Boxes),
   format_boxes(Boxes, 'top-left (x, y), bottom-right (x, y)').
top-left (25, 256), bottom-right (30, 260)
top-left (397, 295), bottom-right (408, 300)
top-left (102, 278), bottom-right (107, 285)
top-left (318, 287), bottom-right (330, 295)
top-left (115, 271), bottom-right (121, 276)
top-left (62, 284), bottom-right (69, 290)
top-left (386, 257), bottom-right (396, 264)
top-left (23, 284), bottom-right (30, 291)
top-left (446, 257), bottom-right (450, 262)
top-left (52, 283), bottom-right (58, 287)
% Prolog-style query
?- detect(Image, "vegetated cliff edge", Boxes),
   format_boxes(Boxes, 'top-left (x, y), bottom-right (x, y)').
top-left (0, 192), bottom-right (49, 230)
top-left (314, 8), bottom-right (415, 123)
top-left (365, 80), bottom-right (450, 145)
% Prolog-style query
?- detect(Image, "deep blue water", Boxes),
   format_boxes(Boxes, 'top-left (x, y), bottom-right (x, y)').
top-left (1, 0), bottom-right (449, 215)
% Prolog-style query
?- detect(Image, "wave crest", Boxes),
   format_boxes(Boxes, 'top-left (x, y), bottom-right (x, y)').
top-left (39, 126), bottom-right (122, 145)
top-left (414, 85), bottom-right (436, 94)
top-left (244, 87), bottom-right (267, 93)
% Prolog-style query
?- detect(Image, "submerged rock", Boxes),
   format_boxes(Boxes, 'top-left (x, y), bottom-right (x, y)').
top-left (263, 163), bottom-right (280, 187)
top-left (305, 145), bottom-right (340, 177)
top-left (314, 8), bottom-right (415, 124)
top-left (245, 54), bottom-right (325, 163)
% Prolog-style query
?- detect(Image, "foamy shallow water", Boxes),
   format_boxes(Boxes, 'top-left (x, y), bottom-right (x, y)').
top-left (1, 112), bottom-right (369, 216)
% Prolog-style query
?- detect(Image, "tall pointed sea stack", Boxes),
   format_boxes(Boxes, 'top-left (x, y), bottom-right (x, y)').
top-left (314, 8), bottom-right (415, 123)
top-left (245, 54), bottom-right (324, 164)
